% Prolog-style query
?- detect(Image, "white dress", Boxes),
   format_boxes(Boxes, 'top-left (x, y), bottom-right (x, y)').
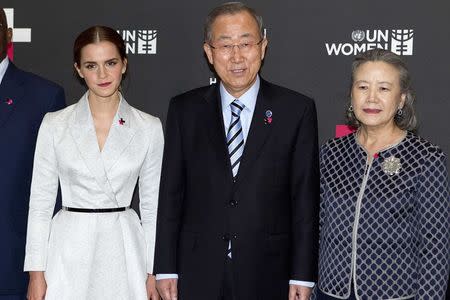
top-left (24, 92), bottom-right (164, 300)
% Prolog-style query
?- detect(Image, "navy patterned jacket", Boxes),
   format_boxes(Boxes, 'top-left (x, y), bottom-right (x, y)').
top-left (317, 132), bottom-right (449, 299)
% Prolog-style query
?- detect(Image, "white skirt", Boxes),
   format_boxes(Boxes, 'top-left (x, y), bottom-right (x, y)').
top-left (44, 209), bottom-right (148, 300)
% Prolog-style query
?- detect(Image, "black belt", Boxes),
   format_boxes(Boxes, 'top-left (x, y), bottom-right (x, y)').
top-left (62, 206), bottom-right (130, 213)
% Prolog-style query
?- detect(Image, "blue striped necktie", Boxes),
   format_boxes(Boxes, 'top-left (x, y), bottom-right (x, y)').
top-left (226, 99), bottom-right (245, 259)
top-left (227, 99), bottom-right (245, 179)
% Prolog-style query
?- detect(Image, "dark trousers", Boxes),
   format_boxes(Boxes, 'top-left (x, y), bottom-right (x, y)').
top-left (221, 258), bottom-right (236, 300)
top-left (0, 294), bottom-right (27, 300)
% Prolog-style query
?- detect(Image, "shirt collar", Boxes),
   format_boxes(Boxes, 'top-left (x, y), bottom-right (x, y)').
top-left (220, 75), bottom-right (260, 114)
top-left (0, 57), bottom-right (9, 85)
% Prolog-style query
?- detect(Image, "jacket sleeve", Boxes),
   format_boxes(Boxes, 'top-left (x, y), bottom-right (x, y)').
top-left (416, 151), bottom-right (449, 298)
top-left (290, 98), bottom-right (320, 281)
top-left (139, 118), bottom-right (164, 274)
top-left (24, 113), bottom-right (59, 271)
top-left (153, 98), bottom-right (185, 274)
top-left (48, 85), bottom-right (66, 214)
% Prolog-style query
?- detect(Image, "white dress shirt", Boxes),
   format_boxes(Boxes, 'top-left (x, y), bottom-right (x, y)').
top-left (0, 57), bottom-right (9, 85)
top-left (220, 74), bottom-right (259, 141)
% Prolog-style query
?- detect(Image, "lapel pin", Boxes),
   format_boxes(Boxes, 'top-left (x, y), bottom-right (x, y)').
top-left (119, 118), bottom-right (125, 125)
top-left (264, 110), bottom-right (272, 124)
top-left (5, 98), bottom-right (13, 105)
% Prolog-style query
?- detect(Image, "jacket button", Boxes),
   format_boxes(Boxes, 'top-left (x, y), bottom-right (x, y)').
top-left (222, 234), bottom-right (230, 241)
top-left (233, 234), bottom-right (237, 239)
top-left (230, 200), bottom-right (237, 206)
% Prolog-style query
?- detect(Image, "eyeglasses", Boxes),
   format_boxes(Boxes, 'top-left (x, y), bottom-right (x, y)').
top-left (208, 38), bottom-right (264, 55)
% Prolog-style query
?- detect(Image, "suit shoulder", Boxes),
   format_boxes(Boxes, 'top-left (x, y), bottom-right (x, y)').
top-left (406, 133), bottom-right (446, 158)
top-left (41, 103), bottom-right (76, 125)
top-left (128, 105), bottom-right (162, 130)
top-left (14, 67), bottom-right (65, 111)
top-left (170, 85), bottom-right (212, 106)
top-left (264, 81), bottom-right (314, 106)
top-left (18, 68), bottom-right (63, 93)
top-left (321, 133), bottom-right (355, 154)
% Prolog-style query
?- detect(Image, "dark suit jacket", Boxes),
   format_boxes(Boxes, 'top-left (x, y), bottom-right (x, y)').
top-left (0, 62), bottom-right (65, 294)
top-left (154, 79), bottom-right (320, 299)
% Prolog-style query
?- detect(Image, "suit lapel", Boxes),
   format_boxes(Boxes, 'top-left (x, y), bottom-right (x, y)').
top-left (234, 80), bottom-right (274, 187)
top-left (69, 93), bottom-right (117, 202)
top-left (204, 80), bottom-right (275, 186)
top-left (0, 63), bottom-right (25, 128)
top-left (101, 94), bottom-right (136, 172)
top-left (204, 84), bottom-right (234, 180)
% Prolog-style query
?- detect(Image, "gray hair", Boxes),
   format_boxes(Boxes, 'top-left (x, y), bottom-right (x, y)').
top-left (204, 2), bottom-right (264, 43)
top-left (346, 48), bottom-right (417, 131)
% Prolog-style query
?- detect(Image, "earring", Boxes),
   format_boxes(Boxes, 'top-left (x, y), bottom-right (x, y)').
top-left (397, 108), bottom-right (403, 116)
top-left (348, 105), bottom-right (353, 112)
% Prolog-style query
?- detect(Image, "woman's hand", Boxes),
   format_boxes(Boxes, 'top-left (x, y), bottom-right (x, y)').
top-left (27, 271), bottom-right (47, 300)
top-left (146, 274), bottom-right (160, 300)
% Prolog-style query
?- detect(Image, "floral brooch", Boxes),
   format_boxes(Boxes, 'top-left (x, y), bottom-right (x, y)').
top-left (381, 155), bottom-right (401, 175)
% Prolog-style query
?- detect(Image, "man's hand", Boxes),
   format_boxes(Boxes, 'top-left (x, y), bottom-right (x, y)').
top-left (27, 271), bottom-right (47, 300)
top-left (146, 274), bottom-right (160, 300)
top-left (156, 278), bottom-right (178, 300)
top-left (288, 284), bottom-right (312, 300)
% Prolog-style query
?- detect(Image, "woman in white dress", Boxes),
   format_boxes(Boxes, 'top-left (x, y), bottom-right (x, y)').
top-left (24, 26), bottom-right (163, 300)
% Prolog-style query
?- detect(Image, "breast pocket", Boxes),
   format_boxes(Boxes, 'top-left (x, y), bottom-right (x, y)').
top-left (260, 157), bottom-right (290, 188)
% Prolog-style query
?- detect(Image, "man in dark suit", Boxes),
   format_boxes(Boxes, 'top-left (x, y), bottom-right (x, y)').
top-left (0, 8), bottom-right (65, 299)
top-left (154, 3), bottom-right (319, 300)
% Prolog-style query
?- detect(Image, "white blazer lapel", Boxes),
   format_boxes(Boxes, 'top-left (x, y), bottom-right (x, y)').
top-left (101, 94), bottom-right (136, 172)
top-left (69, 93), bottom-right (117, 202)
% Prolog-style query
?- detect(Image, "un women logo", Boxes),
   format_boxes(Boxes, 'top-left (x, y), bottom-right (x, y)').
top-left (351, 30), bottom-right (365, 42)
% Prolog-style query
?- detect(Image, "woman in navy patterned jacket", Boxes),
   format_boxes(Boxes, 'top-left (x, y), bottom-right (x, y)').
top-left (316, 49), bottom-right (449, 299)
